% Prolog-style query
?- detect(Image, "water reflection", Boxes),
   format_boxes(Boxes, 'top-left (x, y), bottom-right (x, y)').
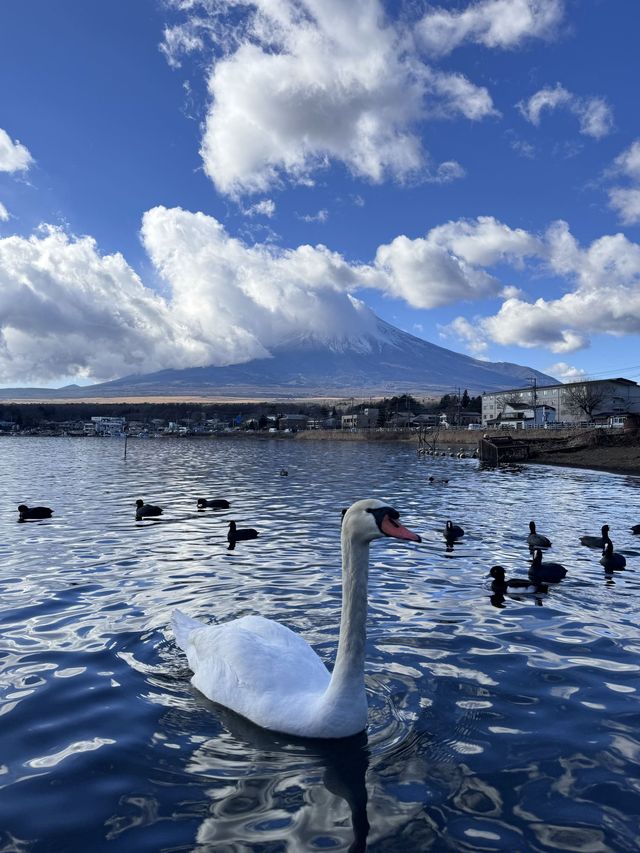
top-left (190, 703), bottom-right (370, 852)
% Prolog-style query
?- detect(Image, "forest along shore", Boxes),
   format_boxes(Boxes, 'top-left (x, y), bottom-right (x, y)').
top-left (296, 428), bottom-right (640, 476)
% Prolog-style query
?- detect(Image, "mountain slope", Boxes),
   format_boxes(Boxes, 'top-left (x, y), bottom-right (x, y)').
top-left (0, 317), bottom-right (557, 399)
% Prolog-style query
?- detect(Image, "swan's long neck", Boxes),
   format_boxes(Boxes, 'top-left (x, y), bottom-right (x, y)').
top-left (326, 529), bottom-right (370, 699)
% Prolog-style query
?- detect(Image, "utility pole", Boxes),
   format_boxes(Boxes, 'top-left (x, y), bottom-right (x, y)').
top-left (528, 376), bottom-right (538, 425)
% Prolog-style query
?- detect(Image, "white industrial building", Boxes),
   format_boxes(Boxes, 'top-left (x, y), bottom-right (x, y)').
top-left (482, 378), bottom-right (640, 427)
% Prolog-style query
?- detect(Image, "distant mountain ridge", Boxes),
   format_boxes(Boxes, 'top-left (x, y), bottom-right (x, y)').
top-left (0, 316), bottom-right (556, 399)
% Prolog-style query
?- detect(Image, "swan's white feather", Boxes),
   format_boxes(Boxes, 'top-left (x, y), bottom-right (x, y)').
top-left (175, 611), bottom-right (338, 736)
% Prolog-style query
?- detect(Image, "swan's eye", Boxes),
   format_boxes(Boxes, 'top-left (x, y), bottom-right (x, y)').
top-left (366, 506), bottom-right (400, 531)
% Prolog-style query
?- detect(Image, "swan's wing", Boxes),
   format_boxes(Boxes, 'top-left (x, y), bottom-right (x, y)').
top-left (185, 615), bottom-right (331, 724)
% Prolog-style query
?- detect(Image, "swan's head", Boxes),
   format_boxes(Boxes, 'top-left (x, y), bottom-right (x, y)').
top-left (342, 499), bottom-right (421, 544)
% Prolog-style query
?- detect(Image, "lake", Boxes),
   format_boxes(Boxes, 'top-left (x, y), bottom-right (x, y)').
top-left (1, 436), bottom-right (640, 852)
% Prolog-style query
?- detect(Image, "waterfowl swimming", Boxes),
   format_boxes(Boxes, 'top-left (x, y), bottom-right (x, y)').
top-left (600, 540), bottom-right (626, 571)
top-left (280, 469), bottom-right (289, 477)
top-left (444, 520), bottom-right (464, 540)
top-left (172, 498), bottom-right (422, 738)
top-left (135, 499), bottom-right (163, 519)
top-left (489, 566), bottom-right (548, 596)
top-left (197, 498), bottom-right (230, 510)
top-left (527, 521), bottom-right (551, 549)
top-left (227, 520), bottom-right (259, 550)
top-left (17, 504), bottom-right (53, 520)
top-left (529, 548), bottom-right (567, 583)
top-left (580, 525), bottom-right (610, 548)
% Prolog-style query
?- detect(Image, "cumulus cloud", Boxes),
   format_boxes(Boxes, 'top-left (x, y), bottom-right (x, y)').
top-left (0, 202), bottom-right (9, 222)
top-left (451, 221), bottom-right (640, 354)
top-left (163, 0), bottom-right (498, 197)
top-left (416, 0), bottom-right (564, 57)
top-left (0, 225), bottom-right (209, 384)
top-left (607, 140), bottom-right (640, 224)
top-left (0, 128), bottom-right (34, 173)
top-left (518, 84), bottom-right (614, 138)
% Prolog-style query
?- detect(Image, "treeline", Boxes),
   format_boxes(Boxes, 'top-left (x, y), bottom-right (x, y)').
top-left (0, 391), bottom-right (481, 428)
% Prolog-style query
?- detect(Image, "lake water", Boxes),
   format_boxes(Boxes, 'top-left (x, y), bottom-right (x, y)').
top-left (1, 436), bottom-right (640, 852)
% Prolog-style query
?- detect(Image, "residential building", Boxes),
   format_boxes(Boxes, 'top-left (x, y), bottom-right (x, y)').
top-left (278, 414), bottom-right (308, 431)
top-left (91, 416), bottom-right (126, 435)
top-left (482, 378), bottom-right (640, 426)
top-left (341, 408), bottom-right (379, 429)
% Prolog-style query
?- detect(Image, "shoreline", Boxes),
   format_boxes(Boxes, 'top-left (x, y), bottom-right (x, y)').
top-left (4, 428), bottom-right (640, 477)
top-left (297, 428), bottom-right (640, 477)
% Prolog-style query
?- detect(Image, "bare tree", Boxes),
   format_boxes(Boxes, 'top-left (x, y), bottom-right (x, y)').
top-left (563, 384), bottom-right (606, 422)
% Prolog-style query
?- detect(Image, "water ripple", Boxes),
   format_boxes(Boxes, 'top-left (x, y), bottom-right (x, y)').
top-left (1, 436), bottom-right (640, 851)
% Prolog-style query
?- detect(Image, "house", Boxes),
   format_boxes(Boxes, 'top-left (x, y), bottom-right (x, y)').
top-left (491, 403), bottom-right (557, 429)
top-left (341, 408), bottom-right (379, 430)
top-left (278, 414), bottom-right (308, 431)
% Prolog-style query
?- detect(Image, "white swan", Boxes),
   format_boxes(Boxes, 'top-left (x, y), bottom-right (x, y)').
top-left (172, 498), bottom-right (421, 739)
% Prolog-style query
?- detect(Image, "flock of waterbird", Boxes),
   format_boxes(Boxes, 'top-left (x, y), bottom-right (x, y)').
top-left (17, 497), bottom-right (260, 551)
top-left (486, 518), bottom-right (637, 606)
top-left (14, 486), bottom-right (640, 739)
top-left (18, 494), bottom-right (638, 576)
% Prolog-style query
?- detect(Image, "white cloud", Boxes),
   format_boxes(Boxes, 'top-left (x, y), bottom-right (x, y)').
top-left (164, 1), bottom-right (497, 197)
top-left (0, 128), bottom-right (34, 173)
top-left (416, 0), bottom-right (564, 57)
top-left (374, 234), bottom-right (497, 309)
top-left (243, 198), bottom-right (276, 218)
top-left (608, 188), bottom-right (640, 226)
top-left (0, 225), bottom-right (208, 384)
top-left (518, 84), bottom-right (614, 139)
top-left (0, 202), bottom-right (9, 222)
top-left (372, 216), bottom-right (541, 309)
top-left (472, 225), bottom-right (640, 352)
top-left (607, 141), bottom-right (640, 224)
top-left (298, 209), bottom-right (328, 223)
top-left (427, 160), bottom-right (466, 183)
top-left (546, 361), bottom-right (586, 382)
top-left (612, 140), bottom-right (640, 181)
top-left (440, 316), bottom-right (488, 355)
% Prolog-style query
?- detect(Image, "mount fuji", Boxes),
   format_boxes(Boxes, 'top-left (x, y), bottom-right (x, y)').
top-left (1, 315), bottom-right (557, 399)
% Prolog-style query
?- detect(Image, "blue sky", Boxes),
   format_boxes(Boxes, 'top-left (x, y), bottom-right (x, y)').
top-left (1, 0), bottom-right (640, 388)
